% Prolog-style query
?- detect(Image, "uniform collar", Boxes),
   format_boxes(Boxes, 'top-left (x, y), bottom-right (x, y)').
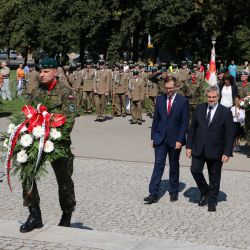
top-left (47, 79), bottom-right (58, 91)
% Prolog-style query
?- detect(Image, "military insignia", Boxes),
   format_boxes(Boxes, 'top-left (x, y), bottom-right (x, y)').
top-left (68, 103), bottom-right (76, 112)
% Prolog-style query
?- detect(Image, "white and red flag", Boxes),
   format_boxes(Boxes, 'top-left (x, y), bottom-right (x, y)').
top-left (205, 48), bottom-right (217, 86)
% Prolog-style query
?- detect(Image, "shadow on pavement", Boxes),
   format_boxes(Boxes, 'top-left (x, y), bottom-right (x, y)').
top-left (183, 187), bottom-right (227, 203)
top-left (158, 180), bottom-right (186, 199)
top-left (0, 112), bottom-right (12, 118)
top-left (237, 145), bottom-right (250, 158)
top-left (71, 222), bottom-right (93, 230)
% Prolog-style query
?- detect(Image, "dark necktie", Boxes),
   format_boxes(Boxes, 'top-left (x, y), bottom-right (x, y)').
top-left (167, 97), bottom-right (172, 114)
top-left (206, 106), bottom-right (213, 125)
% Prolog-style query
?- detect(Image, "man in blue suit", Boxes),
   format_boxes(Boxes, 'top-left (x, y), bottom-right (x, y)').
top-left (186, 85), bottom-right (234, 212)
top-left (145, 76), bottom-right (189, 204)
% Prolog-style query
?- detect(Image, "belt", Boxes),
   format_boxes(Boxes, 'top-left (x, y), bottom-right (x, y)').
top-left (3, 77), bottom-right (9, 79)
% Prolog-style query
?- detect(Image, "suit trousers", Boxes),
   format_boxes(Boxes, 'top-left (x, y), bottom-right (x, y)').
top-left (22, 149), bottom-right (76, 213)
top-left (94, 94), bottom-right (106, 117)
top-left (131, 100), bottom-right (142, 121)
top-left (149, 141), bottom-right (181, 196)
top-left (191, 154), bottom-right (222, 203)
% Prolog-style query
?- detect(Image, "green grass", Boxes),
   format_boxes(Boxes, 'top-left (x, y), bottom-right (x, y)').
top-left (0, 99), bottom-right (26, 115)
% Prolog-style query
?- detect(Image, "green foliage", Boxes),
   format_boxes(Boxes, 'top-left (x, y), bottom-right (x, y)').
top-left (0, 0), bottom-right (249, 63)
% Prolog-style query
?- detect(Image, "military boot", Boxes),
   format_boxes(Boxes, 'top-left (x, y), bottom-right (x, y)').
top-left (20, 207), bottom-right (43, 233)
top-left (58, 211), bottom-right (72, 227)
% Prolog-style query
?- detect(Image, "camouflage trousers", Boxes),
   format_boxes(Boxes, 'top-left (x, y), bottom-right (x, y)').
top-left (22, 149), bottom-right (76, 213)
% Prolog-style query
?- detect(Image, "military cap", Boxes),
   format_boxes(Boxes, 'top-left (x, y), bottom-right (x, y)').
top-left (192, 64), bottom-right (198, 68)
top-left (99, 59), bottom-right (105, 65)
top-left (63, 65), bottom-right (70, 71)
top-left (172, 64), bottom-right (178, 68)
top-left (86, 59), bottom-right (92, 65)
top-left (76, 62), bottom-right (82, 66)
top-left (37, 58), bottom-right (59, 69)
top-left (132, 70), bottom-right (140, 75)
top-left (161, 62), bottom-right (167, 67)
top-left (139, 64), bottom-right (145, 68)
top-left (241, 71), bottom-right (249, 76)
top-left (118, 64), bottom-right (124, 70)
top-left (129, 64), bottom-right (135, 69)
top-left (181, 60), bottom-right (187, 65)
top-left (128, 60), bottom-right (134, 65)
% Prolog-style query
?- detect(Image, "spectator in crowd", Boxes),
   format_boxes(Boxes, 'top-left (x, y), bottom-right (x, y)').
top-left (0, 62), bottom-right (12, 100)
top-left (219, 75), bottom-right (238, 108)
top-left (228, 60), bottom-right (237, 82)
top-left (231, 96), bottom-right (245, 152)
top-left (244, 61), bottom-right (249, 74)
top-left (16, 63), bottom-right (25, 96)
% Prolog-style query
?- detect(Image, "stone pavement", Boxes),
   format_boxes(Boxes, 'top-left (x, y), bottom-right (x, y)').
top-left (0, 114), bottom-right (250, 249)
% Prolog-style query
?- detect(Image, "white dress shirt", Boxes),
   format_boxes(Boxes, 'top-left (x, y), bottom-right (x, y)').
top-left (207, 103), bottom-right (218, 123)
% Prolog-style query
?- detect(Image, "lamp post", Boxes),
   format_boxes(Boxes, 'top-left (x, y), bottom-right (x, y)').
top-left (211, 35), bottom-right (216, 49)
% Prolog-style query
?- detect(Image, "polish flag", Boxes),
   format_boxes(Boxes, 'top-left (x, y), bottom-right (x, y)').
top-left (205, 48), bottom-right (217, 86)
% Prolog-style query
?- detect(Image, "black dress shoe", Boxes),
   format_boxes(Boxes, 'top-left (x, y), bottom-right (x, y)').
top-left (198, 195), bottom-right (208, 206)
top-left (20, 207), bottom-right (43, 233)
top-left (170, 192), bottom-right (178, 202)
top-left (58, 211), bottom-right (72, 227)
top-left (130, 121), bottom-right (137, 124)
top-left (144, 194), bottom-right (158, 204)
top-left (138, 121), bottom-right (142, 125)
top-left (208, 203), bottom-right (216, 212)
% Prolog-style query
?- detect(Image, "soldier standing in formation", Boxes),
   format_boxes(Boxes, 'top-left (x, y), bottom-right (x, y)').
top-left (82, 60), bottom-right (95, 113)
top-left (112, 64), bottom-right (129, 117)
top-left (94, 60), bottom-right (111, 121)
top-left (146, 69), bottom-right (158, 118)
top-left (20, 58), bottom-right (77, 233)
top-left (128, 69), bottom-right (145, 125)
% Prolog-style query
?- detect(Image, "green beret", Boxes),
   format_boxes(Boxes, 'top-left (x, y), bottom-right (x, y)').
top-left (37, 58), bottom-right (59, 69)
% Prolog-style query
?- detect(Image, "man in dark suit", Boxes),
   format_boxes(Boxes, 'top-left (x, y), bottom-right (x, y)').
top-left (186, 85), bottom-right (234, 212)
top-left (144, 76), bottom-right (189, 204)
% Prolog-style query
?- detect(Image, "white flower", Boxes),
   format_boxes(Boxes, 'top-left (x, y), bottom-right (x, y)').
top-left (240, 101), bottom-right (244, 106)
top-left (17, 150), bottom-right (28, 163)
top-left (43, 140), bottom-right (54, 153)
top-left (20, 134), bottom-right (33, 148)
top-left (32, 126), bottom-right (44, 138)
top-left (7, 123), bottom-right (16, 134)
top-left (50, 128), bottom-right (61, 140)
top-left (3, 139), bottom-right (9, 149)
top-left (20, 126), bottom-right (28, 133)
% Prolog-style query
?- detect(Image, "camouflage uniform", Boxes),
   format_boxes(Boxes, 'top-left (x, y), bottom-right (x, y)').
top-left (23, 80), bottom-right (77, 213)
